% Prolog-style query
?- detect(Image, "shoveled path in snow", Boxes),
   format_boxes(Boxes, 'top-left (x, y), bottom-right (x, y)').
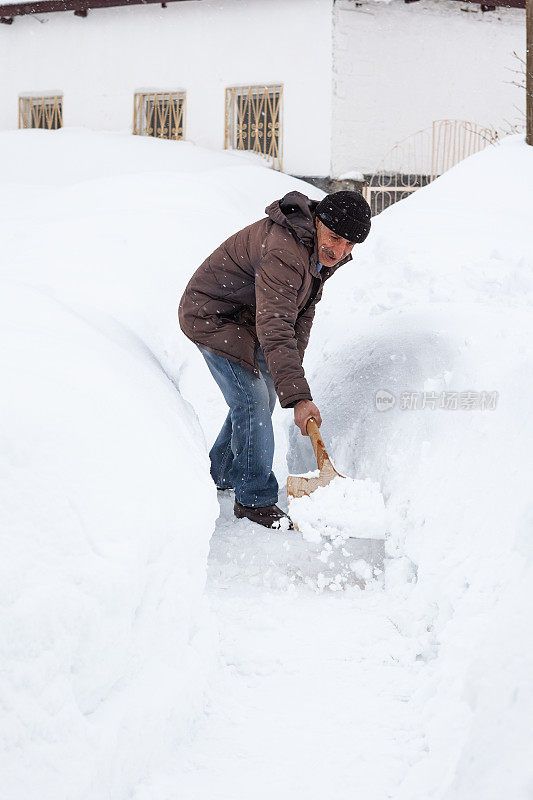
top-left (175, 492), bottom-right (426, 799)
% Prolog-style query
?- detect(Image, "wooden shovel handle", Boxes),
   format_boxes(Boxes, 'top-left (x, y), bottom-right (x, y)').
top-left (306, 417), bottom-right (331, 471)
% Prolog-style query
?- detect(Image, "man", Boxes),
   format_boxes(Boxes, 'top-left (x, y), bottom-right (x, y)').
top-left (178, 190), bottom-right (371, 529)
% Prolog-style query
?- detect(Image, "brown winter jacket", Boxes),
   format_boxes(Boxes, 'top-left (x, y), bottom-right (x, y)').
top-left (178, 191), bottom-right (352, 409)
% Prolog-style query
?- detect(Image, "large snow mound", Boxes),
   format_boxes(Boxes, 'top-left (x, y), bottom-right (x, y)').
top-left (0, 129), bottom-right (318, 799)
top-left (287, 135), bottom-right (533, 798)
top-left (3, 127), bottom-right (532, 800)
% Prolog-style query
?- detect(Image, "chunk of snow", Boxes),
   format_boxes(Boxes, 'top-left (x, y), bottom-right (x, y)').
top-left (288, 476), bottom-right (388, 543)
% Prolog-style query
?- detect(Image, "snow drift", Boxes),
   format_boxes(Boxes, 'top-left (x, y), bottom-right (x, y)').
top-left (0, 129), bottom-right (318, 799)
top-left (2, 127), bottom-right (532, 800)
top-left (286, 135), bottom-right (533, 799)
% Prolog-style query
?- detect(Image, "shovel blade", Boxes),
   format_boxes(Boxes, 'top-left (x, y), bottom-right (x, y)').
top-left (287, 467), bottom-right (343, 500)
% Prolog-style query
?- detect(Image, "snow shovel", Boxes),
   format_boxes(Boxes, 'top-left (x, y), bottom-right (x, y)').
top-left (287, 417), bottom-right (345, 501)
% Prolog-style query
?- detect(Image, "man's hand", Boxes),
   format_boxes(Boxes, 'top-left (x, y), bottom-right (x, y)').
top-left (294, 400), bottom-right (322, 436)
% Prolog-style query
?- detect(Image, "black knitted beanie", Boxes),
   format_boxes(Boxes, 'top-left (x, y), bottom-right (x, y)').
top-left (315, 190), bottom-right (371, 244)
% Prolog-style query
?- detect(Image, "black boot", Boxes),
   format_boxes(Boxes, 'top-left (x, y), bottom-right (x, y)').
top-left (234, 499), bottom-right (294, 530)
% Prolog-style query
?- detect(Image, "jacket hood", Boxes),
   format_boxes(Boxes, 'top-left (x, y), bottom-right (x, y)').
top-left (265, 190), bottom-right (353, 277)
top-left (265, 191), bottom-right (319, 248)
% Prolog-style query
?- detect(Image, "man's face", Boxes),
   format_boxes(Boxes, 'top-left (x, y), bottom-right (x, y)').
top-left (315, 218), bottom-right (355, 267)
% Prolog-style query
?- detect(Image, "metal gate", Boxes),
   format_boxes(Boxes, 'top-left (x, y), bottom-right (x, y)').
top-left (362, 120), bottom-right (498, 216)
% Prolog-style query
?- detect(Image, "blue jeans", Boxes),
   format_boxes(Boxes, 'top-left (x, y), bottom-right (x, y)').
top-left (197, 346), bottom-right (278, 507)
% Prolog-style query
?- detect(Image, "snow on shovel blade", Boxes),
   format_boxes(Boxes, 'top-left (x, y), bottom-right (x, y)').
top-left (287, 418), bottom-right (388, 551)
top-left (287, 418), bottom-right (345, 501)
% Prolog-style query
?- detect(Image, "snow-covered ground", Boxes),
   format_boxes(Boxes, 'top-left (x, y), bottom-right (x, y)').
top-left (1, 129), bottom-right (532, 799)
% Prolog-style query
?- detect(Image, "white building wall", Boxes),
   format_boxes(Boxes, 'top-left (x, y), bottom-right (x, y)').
top-left (332, 0), bottom-right (525, 175)
top-left (0, 0), bottom-right (333, 176)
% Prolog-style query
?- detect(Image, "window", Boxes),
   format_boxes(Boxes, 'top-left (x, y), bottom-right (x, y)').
top-left (225, 84), bottom-right (283, 171)
top-left (133, 91), bottom-right (186, 140)
top-left (19, 94), bottom-right (63, 130)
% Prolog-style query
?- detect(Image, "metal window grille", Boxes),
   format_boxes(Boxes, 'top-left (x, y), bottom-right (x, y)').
top-left (133, 91), bottom-right (186, 140)
top-left (362, 120), bottom-right (498, 216)
top-left (19, 95), bottom-right (63, 130)
top-left (225, 84), bottom-right (283, 171)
